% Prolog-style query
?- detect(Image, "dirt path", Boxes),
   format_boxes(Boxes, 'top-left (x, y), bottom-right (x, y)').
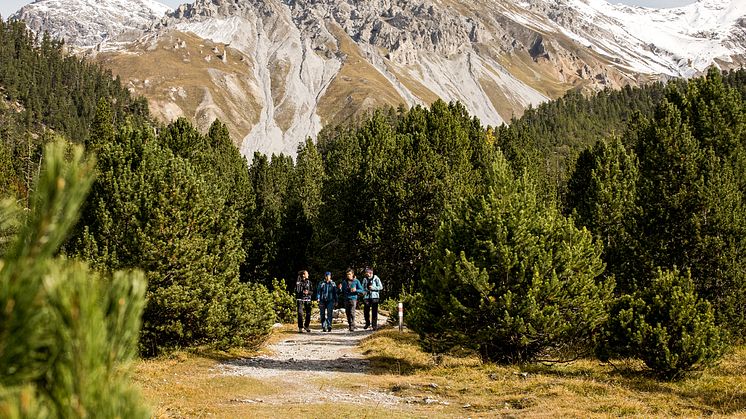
top-left (219, 311), bottom-right (401, 406)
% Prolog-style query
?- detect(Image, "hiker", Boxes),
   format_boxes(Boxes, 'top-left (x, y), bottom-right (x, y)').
top-left (316, 271), bottom-right (337, 332)
top-left (295, 270), bottom-right (313, 333)
top-left (342, 268), bottom-right (363, 331)
top-left (361, 267), bottom-right (383, 330)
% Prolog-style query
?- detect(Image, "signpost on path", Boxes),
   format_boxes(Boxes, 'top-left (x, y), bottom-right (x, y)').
top-left (398, 302), bottom-right (403, 332)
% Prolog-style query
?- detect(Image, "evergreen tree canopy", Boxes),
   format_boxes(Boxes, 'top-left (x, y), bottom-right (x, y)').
top-left (599, 268), bottom-right (725, 380)
top-left (566, 137), bottom-right (641, 292)
top-left (316, 101), bottom-right (493, 295)
top-left (408, 153), bottom-right (613, 363)
top-left (244, 152), bottom-right (294, 284)
top-left (633, 69), bottom-right (746, 335)
top-left (0, 142), bottom-right (148, 417)
top-left (0, 19), bottom-right (148, 204)
top-left (70, 119), bottom-right (274, 354)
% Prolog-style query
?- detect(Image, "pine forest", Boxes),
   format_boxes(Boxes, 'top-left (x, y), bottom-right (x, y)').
top-left (1, 18), bottom-right (746, 416)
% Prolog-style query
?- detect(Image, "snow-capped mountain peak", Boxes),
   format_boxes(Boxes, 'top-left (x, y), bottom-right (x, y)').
top-left (12, 0), bottom-right (172, 48)
top-left (550, 0), bottom-right (746, 76)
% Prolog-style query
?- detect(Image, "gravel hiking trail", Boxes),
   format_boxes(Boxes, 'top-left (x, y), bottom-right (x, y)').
top-left (219, 312), bottom-right (401, 406)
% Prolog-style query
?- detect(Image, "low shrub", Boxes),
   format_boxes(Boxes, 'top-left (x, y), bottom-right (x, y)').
top-left (225, 282), bottom-right (275, 349)
top-left (599, 268), bottom-right (726, 380)
top-left (270, 278), bottom-right (295, 323)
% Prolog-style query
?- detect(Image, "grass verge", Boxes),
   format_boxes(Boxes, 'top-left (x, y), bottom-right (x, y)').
top-left (134, 326), bottom-right (746, 418)
top-left (358, 329), bottom-right (746, 417)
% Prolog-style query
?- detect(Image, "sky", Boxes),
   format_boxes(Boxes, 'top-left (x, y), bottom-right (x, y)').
top-left (0, 0), bottom-right (699, 20)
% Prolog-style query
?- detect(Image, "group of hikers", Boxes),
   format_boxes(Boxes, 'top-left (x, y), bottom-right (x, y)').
top-left (295, 268), bottom-right (383, 333)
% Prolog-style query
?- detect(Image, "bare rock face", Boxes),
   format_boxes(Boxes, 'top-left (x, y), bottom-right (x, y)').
top-left (12, 0), bottom-right (746, 157)
top-left (159, 0), bottom-right (484, 64)
top-left (165, 0), bottom-right (254, 20)
top-left (288, 0), bottom-right (484, 65)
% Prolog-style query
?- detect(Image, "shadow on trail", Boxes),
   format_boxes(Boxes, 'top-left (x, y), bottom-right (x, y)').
top-left (222, 329), bottom-right (375, 374)
top-left (280, 338), bottom-right (360, 346)
top-left (223, 357), bottom-right (370, 373)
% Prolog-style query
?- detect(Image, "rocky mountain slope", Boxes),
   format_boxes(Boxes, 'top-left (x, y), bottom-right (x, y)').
top-left (11, 0), bottom-right (746, 157)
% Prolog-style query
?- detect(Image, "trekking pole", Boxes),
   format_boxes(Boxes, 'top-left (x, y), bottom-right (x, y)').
top-left (398, 302), bottom-right (403, 332)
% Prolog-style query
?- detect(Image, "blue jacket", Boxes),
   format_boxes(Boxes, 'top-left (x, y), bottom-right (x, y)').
top-left (362, 275), bottom-right (383, 300)
top-left (316, 280), bottom-right (337, 304)
top-left (342, 278), bottom-right (363, 300)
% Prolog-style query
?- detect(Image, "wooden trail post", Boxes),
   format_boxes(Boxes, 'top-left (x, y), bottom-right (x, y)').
top-left (398, 302), bottom-right (403, 332)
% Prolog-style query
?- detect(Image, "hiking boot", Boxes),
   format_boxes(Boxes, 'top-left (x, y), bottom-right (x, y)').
top-left (298, 328), bottom-right (303, 333)
top-left (363, 324), bottom-right (370, 330)
top-left (304, 327), bottom-right (311, 333)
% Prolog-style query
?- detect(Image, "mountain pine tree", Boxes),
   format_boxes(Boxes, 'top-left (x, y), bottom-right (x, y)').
top-left (599, 268), bottom-right (725, 380)
top-left (566, 137), bottom-right (641, 292)
top-left (409, 153), bottom-right (613, 363)
top-left (315, 124), bottom-right (366, 275)
top-left (316, 101), bottom-right (494, 295)
top-left (634, 75), bottom-right (746, 336)
top-left (0, 141), bottom-right (148, 417)
top-left (71, 119), bottom-right (274, 354)
top-left (244, 152), bottom-right (294, 283)
top-left (275, 138), bottom-right (325, 277)
top-left (86, 98), bottom-right (115, 154)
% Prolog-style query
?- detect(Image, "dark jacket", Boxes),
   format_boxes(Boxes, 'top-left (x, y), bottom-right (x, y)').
top-left (295, 278), bottom-right (313, 301)
top-left (316, 280), bottom-right (338, 304)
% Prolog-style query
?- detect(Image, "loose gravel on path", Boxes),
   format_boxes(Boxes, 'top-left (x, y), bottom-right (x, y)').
top-left (218, 311), bottom-right (402, 406)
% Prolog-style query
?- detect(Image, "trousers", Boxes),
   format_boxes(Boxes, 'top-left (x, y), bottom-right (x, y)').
top-left (297, 300), bottom-right (311, 330)
top-left (319, 300), bottom-right (335, 330)
top-left (345, 299), bottom-right (357, 330)
top-left (364, 298), bottom-right (379, 329)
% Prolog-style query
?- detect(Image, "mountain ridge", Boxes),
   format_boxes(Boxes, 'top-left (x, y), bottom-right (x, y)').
top-left (11, 0), bottom-right (746, 157)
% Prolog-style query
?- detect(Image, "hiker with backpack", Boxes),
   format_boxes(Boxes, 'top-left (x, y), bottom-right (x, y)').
top-left (342, 268), bottom-right (363, 331)
top-left (361, 267), bottom-right (383, 330)
top-left (295, 270), bottom-right (313, 333)
top-left (316, 271), bottom-right (337, 332)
